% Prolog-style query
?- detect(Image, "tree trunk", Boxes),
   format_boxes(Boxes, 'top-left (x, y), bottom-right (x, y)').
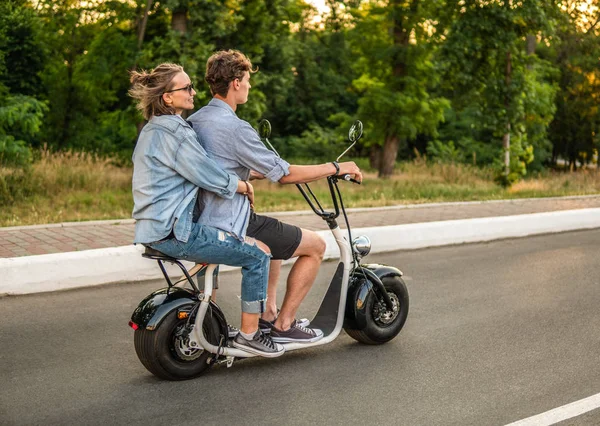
top-left (502, 123), bottom-right (511, 176)
top-left (526, 34), bottom-right (535, 71)
top-left (526, 35), bottom-right (536, 56)
top-left (60, 51), bottom-right (75, 150)
top-left (137, 0), bottom-right (154, 50)
top-left (380, 134), bottom-right (400, 178)
top-left (369, 145), bottom-right (381, 170)
top-left (503, 50), bottom-right (512, 176)
top-left (171, 8), bottom-right (188, 34)
top-left (377, 0), bottom-right (416, 177)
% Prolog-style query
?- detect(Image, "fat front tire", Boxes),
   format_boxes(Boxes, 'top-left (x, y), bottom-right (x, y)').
top-left (134, 309), bottom-right (221, 381)
top-left (345, 276), bottom-right (409, 345)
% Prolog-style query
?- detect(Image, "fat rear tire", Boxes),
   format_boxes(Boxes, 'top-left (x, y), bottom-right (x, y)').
top-left (345, 276), bottom-right (409, 345)
top-left (134, 308), bottom-right (221, 381)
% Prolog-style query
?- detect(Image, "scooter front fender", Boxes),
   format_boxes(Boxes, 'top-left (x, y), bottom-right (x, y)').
top-left (344, 263), bottom-right (403, 330)
top-left (361, 263), bottom-right (403, 281)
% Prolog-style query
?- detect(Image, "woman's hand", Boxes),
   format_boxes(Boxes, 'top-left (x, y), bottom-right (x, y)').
top-left (237, 180), bottom-right (255, 209)
top-left (249, 170), bottom-right (265, 181)
top-left (245, 181), bottom-right (255, 209)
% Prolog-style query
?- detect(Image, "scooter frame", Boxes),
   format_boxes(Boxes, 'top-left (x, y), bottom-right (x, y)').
top-left (186, 222), bottom-right (352, 359)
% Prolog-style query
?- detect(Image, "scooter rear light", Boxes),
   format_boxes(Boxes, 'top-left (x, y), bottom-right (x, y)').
top-left (128, 321), bottom-right (139, 330)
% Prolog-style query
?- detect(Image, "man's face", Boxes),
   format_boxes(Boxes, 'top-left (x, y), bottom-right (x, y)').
top-left (235, 71), bottom-right (251, 104)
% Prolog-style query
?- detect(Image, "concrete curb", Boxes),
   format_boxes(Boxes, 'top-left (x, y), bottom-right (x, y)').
top-left (3, 194), bottom-right (599, 230)
top-left (2, 208), bottom-right (600, 296)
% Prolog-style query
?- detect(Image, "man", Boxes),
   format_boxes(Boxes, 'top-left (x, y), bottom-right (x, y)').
top-left (188, 50), bottom-right (362, 344)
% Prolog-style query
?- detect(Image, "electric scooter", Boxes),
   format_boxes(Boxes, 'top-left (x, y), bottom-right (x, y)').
top-left (128, 120), bottom-right (409, 380)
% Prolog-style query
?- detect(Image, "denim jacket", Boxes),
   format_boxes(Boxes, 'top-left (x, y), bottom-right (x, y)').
top-left (132, 114), bottom-right (239, 244)
top-left (187, 99), bottom-right (290, 240)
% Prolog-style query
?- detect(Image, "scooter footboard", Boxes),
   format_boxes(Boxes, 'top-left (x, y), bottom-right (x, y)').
top-left (309, 262), bottom-right (344, 335)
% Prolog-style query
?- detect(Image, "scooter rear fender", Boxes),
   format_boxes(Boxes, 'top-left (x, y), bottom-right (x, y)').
top-left (344, 263), bottom-right (403, 330)
top-left (130, 287), bottom-right (226, 334)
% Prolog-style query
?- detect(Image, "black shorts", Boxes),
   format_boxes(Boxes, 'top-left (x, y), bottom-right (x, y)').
top-left (246, 212), bottom-right (302, 260)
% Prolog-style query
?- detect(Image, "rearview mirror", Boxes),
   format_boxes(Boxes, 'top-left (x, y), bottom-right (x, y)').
top-left (257, 119), bottom-right (280, 157)
top-left (258, 119), bottom-right (271, 139)
top-left (337, 120), bottom-right (363, 162)
top-left (348, 120), bottom-right (363, 143)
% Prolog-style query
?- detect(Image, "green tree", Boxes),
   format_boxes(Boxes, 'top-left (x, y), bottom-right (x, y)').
top-left (548, 1), bottom-right (600, 169)
top-left (349, 0), bottom-right (449, 177)
top-left (268, 1), bottom-right (358, 140)
top-left (440, 0), bottom-right (557, 184)
top-left (0, 0), bottom-right (47, 166)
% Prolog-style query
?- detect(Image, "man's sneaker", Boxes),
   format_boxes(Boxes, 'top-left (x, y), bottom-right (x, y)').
top-left (259, 315), bottom-right (310, 334)
top-left (227, 325), bottom-right (239, 339)
top-left (232, 330), bottom-right (285, 358)
top-left (270, 320), bottom-right (324, 343)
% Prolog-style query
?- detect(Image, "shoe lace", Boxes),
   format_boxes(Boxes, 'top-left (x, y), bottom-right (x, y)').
top-left (293, 321), bottom-right (315, 336)
top-left (256, 331), bottom-right (277, 350)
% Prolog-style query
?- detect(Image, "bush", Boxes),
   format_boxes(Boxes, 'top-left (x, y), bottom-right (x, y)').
top-left (0, 94), bottom-right (46, 167)
top-left (0, 135), bottom-right (32, 167)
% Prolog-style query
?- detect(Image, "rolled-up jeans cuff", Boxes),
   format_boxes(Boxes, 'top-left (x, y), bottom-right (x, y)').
top-left (241, 298), bottom-right (267, 314)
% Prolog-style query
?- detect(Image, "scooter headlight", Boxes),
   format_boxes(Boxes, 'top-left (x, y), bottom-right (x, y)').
top-left (352, 235), bottom-right (371, 259)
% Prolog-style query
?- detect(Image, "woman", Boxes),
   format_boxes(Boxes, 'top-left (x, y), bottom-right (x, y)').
top-left (129, 63), bottom-right (283, 358)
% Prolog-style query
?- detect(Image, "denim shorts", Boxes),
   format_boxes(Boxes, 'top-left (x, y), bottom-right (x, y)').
top-left (149, 222), bottom-right (270, 314)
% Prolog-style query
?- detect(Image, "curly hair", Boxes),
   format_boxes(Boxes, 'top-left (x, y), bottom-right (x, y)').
top-left (128, 63), bottom-right (183, 120)
top-left (205, 50), bottom-right (257, 97)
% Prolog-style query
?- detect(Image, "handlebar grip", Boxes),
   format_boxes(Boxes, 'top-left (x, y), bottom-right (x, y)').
top-left (341, 174), bottom-right (361, 185)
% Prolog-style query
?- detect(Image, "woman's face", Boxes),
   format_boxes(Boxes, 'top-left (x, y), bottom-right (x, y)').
top-left (163, 71), bottom-right (196, 114)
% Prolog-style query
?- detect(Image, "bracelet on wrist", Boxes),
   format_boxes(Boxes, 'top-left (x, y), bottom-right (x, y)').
top-left (331, 161), bottom-right (340, 176)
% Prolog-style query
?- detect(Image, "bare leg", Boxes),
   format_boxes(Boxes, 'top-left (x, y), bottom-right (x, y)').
top-left (262, 260), bottom-right (282, 322)
top-left (273, 229), bottom-right (325, 331)
top-left (240, 312), bottom-right (260, 334)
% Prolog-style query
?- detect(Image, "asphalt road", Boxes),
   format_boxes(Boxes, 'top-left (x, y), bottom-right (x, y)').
top-left (1, 229), bottom-right (600, 426)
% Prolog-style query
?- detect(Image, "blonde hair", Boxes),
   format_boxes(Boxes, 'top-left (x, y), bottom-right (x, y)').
top-left (128, 63), bottom-right (184, 120)
top-left (205, 50), bottom-right (256, 97)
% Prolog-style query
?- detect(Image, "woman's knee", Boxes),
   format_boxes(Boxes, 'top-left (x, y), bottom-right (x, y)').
top-left (246, 236), bottom-right (271, 255)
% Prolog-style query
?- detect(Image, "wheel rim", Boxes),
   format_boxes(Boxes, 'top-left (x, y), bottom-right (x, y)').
top-left (170, 323), bottom-right (204, 361)
top-left (373, 292), bottom-right (400, 327)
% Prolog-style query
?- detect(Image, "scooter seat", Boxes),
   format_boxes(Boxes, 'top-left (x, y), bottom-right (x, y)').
top-left (142, 245), bottom-right (178, 261)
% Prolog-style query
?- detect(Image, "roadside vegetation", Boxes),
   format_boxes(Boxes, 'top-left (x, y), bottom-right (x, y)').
top-left (1, 0), bottom-right (599, 189)
top-left (1, 150), bottom-right (598, 227)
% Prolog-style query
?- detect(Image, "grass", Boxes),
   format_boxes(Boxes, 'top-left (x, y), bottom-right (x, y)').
top-left (1, 150), bottom-right (132, 227)
top-left (1, 152), bottom-right (599, 227)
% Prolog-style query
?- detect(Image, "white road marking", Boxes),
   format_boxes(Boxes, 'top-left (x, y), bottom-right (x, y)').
top-left (505, 392), bottom-right (600, 426)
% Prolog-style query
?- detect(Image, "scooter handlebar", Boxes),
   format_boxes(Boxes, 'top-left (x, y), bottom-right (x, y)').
top-left (340, 174), bottom-right (361, 185)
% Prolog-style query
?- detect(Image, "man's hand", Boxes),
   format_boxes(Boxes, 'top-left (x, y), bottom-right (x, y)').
top-left (338, 161), bottom-right (363, 183)
top-left (249, 170), bottom-right (265, 181)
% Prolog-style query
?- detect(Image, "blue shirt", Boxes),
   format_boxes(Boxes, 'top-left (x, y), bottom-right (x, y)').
top-left (132, 114), bottom-right (239, 244)
top-left (187, 99), bottom-right (290, 239)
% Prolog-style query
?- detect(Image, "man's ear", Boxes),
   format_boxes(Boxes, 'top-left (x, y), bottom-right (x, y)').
top-left (232, 78), bottom-right (240, 91)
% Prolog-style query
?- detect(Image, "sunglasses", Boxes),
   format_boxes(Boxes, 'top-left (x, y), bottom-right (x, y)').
top-left (164, 83), bottom-right (194, 95)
